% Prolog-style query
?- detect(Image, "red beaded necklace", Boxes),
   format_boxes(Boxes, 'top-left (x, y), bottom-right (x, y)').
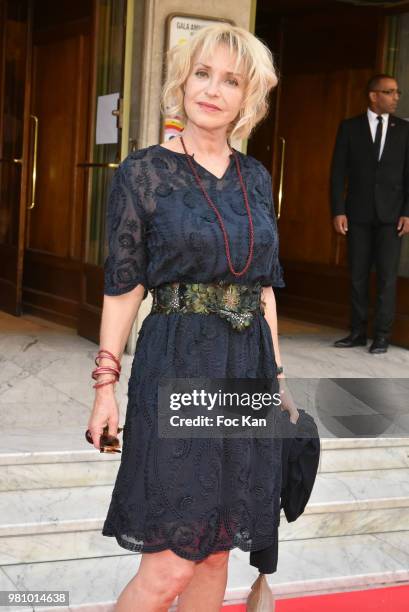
top-left (180, 135), bottom-right (254, 277)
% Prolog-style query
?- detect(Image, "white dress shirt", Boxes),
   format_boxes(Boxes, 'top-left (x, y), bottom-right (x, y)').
top-left (367, 108), bottom-right (389, 160)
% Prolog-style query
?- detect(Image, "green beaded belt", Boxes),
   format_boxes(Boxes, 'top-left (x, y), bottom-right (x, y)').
top-left (149, 281), bottom-right (265, 331)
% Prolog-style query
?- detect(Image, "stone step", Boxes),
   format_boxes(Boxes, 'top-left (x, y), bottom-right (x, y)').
top-left (1, 468), bottom-right (408, 565)
top-left (320, 437), bottom-right (409, 473)
top-left (280, 466), bottom-right (409, 541)
top-left (0, 450), bottom-right (119, 492)
top-left (1, 438), bottom-right (409, 491)
top-left (1, 531), bottom-right (409, 611)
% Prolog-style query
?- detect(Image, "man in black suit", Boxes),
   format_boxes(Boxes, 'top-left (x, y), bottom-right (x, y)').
top-left (331, 74), bottom-right (409, 353)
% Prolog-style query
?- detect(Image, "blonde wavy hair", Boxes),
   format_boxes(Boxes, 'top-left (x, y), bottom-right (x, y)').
top-left (161, 23), bottom-right (278, 140)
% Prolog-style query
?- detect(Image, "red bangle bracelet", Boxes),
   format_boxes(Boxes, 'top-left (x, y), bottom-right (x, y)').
top-left (93, 365), bottom-right (120, 374)
top-left (95, 349), bottom-right (121, 371)
top-left (92, 349), bottom-right (121, 388)
top-left (92, 366), bottom-right (120, 381)
top-left (93, 378), bottom-right (117, 389)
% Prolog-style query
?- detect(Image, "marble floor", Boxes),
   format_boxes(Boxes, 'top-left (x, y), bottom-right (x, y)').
top-left (0, 310), bottom-right (408, 453)
top-left (1, 311), bottom-right (408, 610)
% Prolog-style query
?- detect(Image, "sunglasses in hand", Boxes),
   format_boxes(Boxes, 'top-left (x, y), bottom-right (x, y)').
top-left (85, 425), bottom-right (123, 453)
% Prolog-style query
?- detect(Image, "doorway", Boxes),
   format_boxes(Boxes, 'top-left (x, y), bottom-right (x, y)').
top-left (250, 0), bottom-right (409, 348)
top-left (23, 0), bottom-right (92, 328)
top-left (0, 0), bottom-right (130, 339)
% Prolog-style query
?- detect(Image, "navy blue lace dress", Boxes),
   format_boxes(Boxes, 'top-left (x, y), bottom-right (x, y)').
top-left (101, 144), bottom-right (285, 568)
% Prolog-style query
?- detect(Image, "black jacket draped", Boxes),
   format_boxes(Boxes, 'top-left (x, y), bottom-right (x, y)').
top-left (249, 409), bottom-right (321, 574)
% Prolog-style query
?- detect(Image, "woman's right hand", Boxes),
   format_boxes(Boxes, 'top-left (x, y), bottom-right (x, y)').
top-left (90, 290), bottom-right (144, 450)
top-left (87, 385), bottom-right (120, 451)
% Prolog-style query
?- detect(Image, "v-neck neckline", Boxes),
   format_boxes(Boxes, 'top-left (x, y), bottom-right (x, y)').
top-left (156, 144), bottom-right (236, 181)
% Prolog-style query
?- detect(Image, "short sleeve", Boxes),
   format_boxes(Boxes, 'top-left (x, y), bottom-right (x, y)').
top-left (104, 160), bottom-right (149, 299)
top-left (257, 163), bottom-right (285, 289)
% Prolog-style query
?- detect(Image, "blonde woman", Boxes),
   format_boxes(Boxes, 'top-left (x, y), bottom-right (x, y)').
top-left (87, 23), bottom-right (294, 612)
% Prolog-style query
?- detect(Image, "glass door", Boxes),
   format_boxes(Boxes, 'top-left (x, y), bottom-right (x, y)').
top-left (0, 0), bottom-right (31, 314)
top-left (77, 0), bottom-right (134, 341)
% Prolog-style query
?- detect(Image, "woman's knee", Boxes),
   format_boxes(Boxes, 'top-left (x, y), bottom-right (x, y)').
top-left (166, 559), bottom-right (196, 588)
top-left (197, 550), bottom-right (230, 571)
top-left (137, 550), bottom-right (196, 597)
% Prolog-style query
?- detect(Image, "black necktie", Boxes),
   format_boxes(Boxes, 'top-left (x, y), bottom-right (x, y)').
top-left (374, 115), bottom-right (383, 160)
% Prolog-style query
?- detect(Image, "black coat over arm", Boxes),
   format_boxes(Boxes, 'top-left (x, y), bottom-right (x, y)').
top-left (249, 409), bottom-right (321, 574)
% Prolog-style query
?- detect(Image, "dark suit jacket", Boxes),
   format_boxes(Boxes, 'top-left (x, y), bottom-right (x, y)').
top-left (330, 112), bottom-right (409, 223)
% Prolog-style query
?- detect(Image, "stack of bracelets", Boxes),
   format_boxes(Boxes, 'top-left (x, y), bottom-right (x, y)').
top-left (92, 349), bottom-right (121, 389)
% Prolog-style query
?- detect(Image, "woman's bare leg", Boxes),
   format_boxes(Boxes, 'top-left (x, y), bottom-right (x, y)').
top-left (115, 549), bottom-right (196, 612)
top-left (176, 550), bottom-right (230, 611)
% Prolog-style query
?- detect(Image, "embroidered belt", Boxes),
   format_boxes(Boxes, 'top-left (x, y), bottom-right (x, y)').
top-left (149, 281), bottom-right (265, 332)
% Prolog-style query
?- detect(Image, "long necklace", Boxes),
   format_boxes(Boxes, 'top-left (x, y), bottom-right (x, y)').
top-left (180, 136), bottom-right (254, 277)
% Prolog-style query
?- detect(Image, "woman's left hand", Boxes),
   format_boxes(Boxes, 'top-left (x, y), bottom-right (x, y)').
top-left (277, 376), bottom-right (299, 424)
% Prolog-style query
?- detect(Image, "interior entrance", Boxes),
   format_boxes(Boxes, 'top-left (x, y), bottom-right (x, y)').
top-left (0, 0), bottom-right (93, 327)
top-left (250, 0), bottom-right (409, 348)
top-left (24, 1), bottom-right (92, 327)
top-left (0, 0), bottom-right (129, 338)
